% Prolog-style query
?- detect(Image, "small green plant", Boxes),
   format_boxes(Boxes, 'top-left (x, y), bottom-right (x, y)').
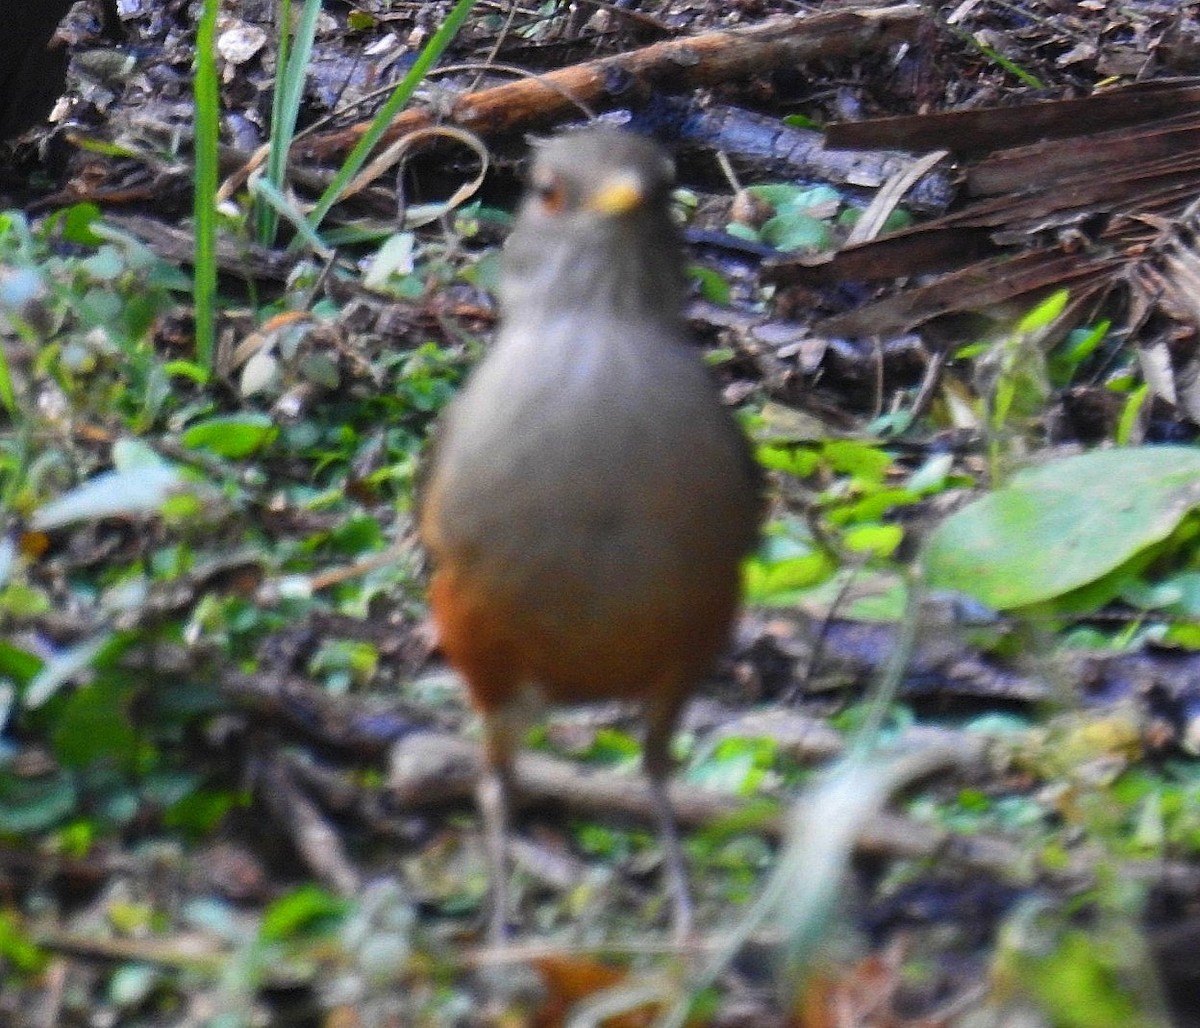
top-left (192, 0), bottom-right (219, 369)
top-left (1048, 318), bottom-right (1112, 388)
top-left (746, 438), bottom-right (919, 608)
top-left (989, 892), bottom-right (1169, 1027)
top-left (959, 289), bottom-right (1068, 482)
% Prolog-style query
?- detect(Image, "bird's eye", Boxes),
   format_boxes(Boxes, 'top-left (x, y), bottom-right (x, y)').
top-left (532, 174), bottom-right (568, 214)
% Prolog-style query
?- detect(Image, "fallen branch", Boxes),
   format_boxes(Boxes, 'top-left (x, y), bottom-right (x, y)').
top-left (385, 730), bottom-right (1200, 895)
top-left (299, 4), bottom-right (925, 162)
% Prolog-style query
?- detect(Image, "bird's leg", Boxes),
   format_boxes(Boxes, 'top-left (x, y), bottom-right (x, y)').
top-left (474, 748), bottom-right (545, 1011)
top-left (477, 704), bottom-right (528, 943)
top-left (643, 709), bottom-right (693, 944)
top-left (647, 769), bottom-right (693, 944)
top-left (477, 755), bottom-right (515, 943)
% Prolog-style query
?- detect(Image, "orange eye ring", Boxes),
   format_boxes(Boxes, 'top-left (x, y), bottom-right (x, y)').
top-left (532, 173), bottom-right (568, 214)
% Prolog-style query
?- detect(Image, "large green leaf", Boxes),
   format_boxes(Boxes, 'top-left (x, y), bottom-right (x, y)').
top-left (923, 446), bottom-right (1200, 610)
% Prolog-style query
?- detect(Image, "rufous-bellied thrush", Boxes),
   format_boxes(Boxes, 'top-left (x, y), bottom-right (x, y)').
top-left (419, 126), bottom-right (762, 940)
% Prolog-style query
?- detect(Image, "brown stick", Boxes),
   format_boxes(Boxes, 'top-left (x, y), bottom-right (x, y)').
top-left (385, 731), bottom-right (1200, 894)
top-left (299, 4), bottom-right (925, 162)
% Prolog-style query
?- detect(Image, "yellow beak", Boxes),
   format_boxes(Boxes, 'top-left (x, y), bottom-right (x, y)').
top-left (588, 171), bottom-right (645, 215)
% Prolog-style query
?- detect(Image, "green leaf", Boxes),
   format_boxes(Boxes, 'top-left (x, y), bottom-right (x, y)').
top-left (1115, 384), bottom-right (1149, 447)
top-left (689, 264), bottom-right (732, 306)
top-left (330, 515), bottom-right (385, 554)
top-left (577, 727), bottom-right (641, 766)
top-left (839, 206), bottom-right (912, 233)
top-left (0, 330), bottom-right (15, 415)
top-left (164, 787), bottom-right (243, 838)
top-left (260, 884), bottom-right (349, 941)
top-left (182, 413), bottom-right (278, 458)
top-left (1163, 622), bottom-right (1200, 650)
top-left (309, 639), bottom-right (379, 689)
top-left (461, 247), bottom-right (502, 292)
top-left (163, 360), bottom-right (211, 385)
top-left (822, 439), bottom-right (892, 483)
top-left (0, 641), bottom-right (42, 683)
top-left (0, 583), bottom-right (50, 617)
top-left (0, 768), bottom-right (77, 834)
top-left (81, 247), bottom-right (126, 283)
top-left (1122, 572), bottom-right (1200, 615)
top-left (759, 210), bottom-right (833, 253)
top-left (756, 442), bottom-right (821, 477)
top-left (843, 523), bottom-right (903, 557)
top-left (1002, 917), bottom-right (1149, 1027)
top-left (52, 680), bottom-right (138, 770)
top-left (1049, 319), bottom-right (1111, 387)
top-left (748, 183), bottom-right (840, 213)
top-left (746, 183), bottom-right (807, 208)
top-left (783, 113), bottom-right (820, 130)
top-left (690, 736), bottom-right (776, 796)
top-left (724, 222), bottom-right (761, 244)
top-left (59, 203), bottom-right (106, 246)
top-left (0, 909), bottom-right (48, 974)
top-left (744, 551), bottom-right (837, 604)
top-left (829, 487), bottom-right (918, 525)
top-left (923, 447), bottom-right (1200, 610)
top-left (1015, 289), bottom-right (1069, 334)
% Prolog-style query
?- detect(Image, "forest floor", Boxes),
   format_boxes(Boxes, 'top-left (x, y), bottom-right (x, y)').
top-left (2, 1), bottom-right (1200, 1025)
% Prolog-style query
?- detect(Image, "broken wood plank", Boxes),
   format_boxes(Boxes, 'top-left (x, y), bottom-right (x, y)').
top-left (969, 111), bottom-right (1200, 196)
top-left (816, 249), bottom-right (1125, 338)
top-left (825, 77), bottom-right (1200, 157)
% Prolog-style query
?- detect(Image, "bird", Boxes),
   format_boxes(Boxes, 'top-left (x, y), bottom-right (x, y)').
top-left (418, 126), bottom-right (762, 941)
